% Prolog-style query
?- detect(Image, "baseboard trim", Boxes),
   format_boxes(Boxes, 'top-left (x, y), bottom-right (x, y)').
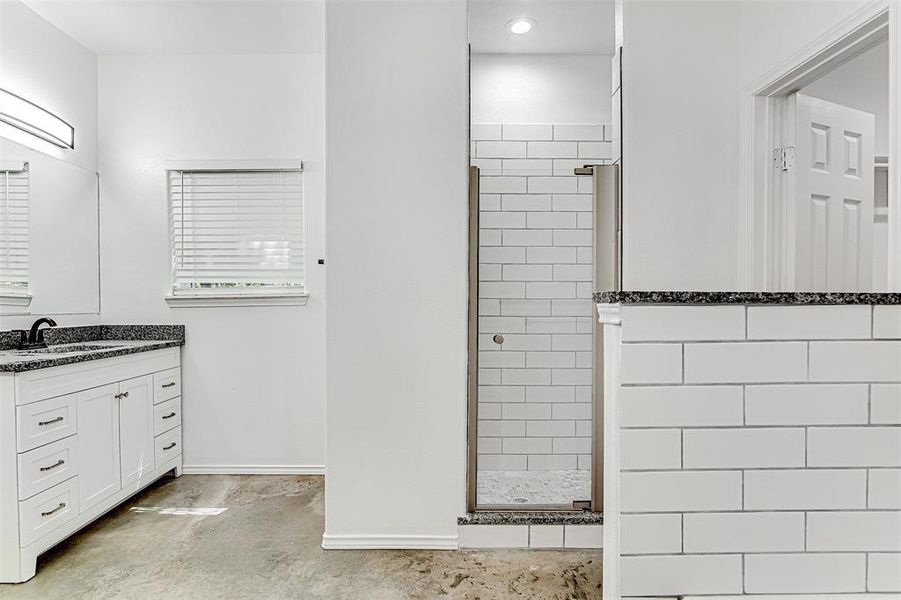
top-left (321, 534), bottom-right (459, 550)
top-left (181, 465), bottom-right (325, 475)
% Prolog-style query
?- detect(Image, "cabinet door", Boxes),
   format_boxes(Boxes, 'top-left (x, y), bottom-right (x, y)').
top-left (119, 375), bottom-right (155, 488)
top-left (77, 383), bottom-right (121, 511)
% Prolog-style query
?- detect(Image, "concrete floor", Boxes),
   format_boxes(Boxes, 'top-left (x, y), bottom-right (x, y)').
top-left (0, 475), bottom-right (601, 600)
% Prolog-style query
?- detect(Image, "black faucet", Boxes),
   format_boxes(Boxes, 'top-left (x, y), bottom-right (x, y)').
top-left (24, 317), bottom-right (58, 349)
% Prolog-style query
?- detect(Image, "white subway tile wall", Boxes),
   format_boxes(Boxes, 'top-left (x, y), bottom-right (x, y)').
top-left (612, 303), bottom-right (901, 597)
top-left (458, 523), bottom-right (603, 550)
top-left (475, 122), bottom-right (610, 485)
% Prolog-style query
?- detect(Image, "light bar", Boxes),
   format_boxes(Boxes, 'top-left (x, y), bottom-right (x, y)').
top-left (0, 87), bottom-right (74, 149)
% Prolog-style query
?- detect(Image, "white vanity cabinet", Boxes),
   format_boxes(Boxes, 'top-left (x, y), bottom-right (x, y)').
top-left (0, 346), bottom-right (183, 583)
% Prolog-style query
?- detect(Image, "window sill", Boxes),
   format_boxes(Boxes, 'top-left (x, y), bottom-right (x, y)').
top-left (0, 292), bottom-right (32, 307)
top-left (165, 292), bottom-right (309, 308)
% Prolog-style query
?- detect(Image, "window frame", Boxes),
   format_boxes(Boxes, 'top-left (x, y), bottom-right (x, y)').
top-left (163, 159), bottom-right (309, 308)
top-left (0, 160), bottom-right (32, 311)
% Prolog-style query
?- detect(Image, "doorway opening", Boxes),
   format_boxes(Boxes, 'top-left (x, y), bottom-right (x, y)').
top-left (465, 0), bottom-right (616, 512)
top-left (742, 4), bottom-right (895, 292)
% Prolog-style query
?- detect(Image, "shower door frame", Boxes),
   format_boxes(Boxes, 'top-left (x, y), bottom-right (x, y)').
top-left (465, 164), bottom-right (619, 514)
top-left (465, 165), bottom-right (480, 512)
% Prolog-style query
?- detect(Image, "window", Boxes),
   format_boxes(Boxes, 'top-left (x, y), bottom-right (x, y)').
top-left (0, 161), bottom-right (29, 303)
top-left (167, 165), bottom-right (306, 306)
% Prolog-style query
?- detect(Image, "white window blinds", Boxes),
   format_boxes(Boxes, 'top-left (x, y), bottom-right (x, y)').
top-left (168, 168), bottom-right (304, 293)
top-left (0, 163), bottom-right (29, 294)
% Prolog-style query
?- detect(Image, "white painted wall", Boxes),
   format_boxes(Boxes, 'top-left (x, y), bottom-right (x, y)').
top-left (0, 0), bottom-right (96, 172)
top-left (621, 0), bottom-right (741, 291)
top-left (471, 54), bottom-right (612, 124)
top-left (803, 40), bottom-right (890, 156)
top-left (621, 0), bottom-right (879, 291)
top-left (97, 53), bottom-right (326, 472)
top-left (324, 0), bottom-right (468, 546)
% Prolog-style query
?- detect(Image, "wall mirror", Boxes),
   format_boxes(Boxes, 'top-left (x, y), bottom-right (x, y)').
top-left (0, 138), bottom-right (100, 324)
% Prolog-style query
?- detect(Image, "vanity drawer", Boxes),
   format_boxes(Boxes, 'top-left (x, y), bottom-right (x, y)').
top-left (17, 436), bottom-right (79, 500)
top-left (19, 477), bottom-right (79, 548)
top-left (154, 427), bottom-right (182, 465)
top-left (153, 368), bottom-right (181, 404)
top-left (16, 394), bottom-right (78, 453)
top-left (153, 397), bottom-right (181, 436)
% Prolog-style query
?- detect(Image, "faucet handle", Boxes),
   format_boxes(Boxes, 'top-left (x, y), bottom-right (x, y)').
top-left (25, 317), bottom-right (58, 349)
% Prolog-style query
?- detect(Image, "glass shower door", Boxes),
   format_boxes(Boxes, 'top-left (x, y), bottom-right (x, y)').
top-left (468, 159), bottom-right (617, 511)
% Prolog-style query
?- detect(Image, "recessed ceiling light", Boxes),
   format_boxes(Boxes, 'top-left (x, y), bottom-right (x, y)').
top-left (506, 17), bottom-right (535, 35)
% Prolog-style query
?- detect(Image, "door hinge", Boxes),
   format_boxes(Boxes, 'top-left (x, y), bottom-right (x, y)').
top-left (774, 146), bottom-right (795, 172)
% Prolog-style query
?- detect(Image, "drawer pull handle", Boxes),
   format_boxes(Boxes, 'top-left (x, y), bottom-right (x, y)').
top-left (114, 392), bottom-right (130, 399)
top-left (161, 382), bottom-right (176, 388)
top-left (163, 442), bottom-right (177, 451)
top-left (162, 412), bottom-right (177, 420)
top-left (38, 416), bottom-right (64, 426)
top-left (39, 459), bottom-right (65, 472)
top-left (41, 502), bottom-right (66, 517)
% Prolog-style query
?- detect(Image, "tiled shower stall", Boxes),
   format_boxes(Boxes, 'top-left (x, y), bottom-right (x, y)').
top-left (473, 122), bottom-right (612, 506)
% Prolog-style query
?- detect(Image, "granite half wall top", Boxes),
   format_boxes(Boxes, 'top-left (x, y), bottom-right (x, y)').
top-left (594, 291), bottom-right (901, 305)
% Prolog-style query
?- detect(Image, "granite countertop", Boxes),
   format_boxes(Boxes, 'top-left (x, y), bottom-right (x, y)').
top-left (457, 511), bottom-right (604, 526)
top-left (594, 291), bottom-right (901, 305)
top-left (0, 324), bottom-right (185, 373)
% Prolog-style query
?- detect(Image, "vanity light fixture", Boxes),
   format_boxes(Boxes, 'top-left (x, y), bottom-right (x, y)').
top-left (506, 17), bottom-right (536, 35)
top-left (0, 87), bottom-right (75, 150)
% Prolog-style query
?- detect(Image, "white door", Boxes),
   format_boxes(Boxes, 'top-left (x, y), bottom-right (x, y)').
top-left (793, 93), bottom-right (875, 291)
top-left (118, 375), bottom-right (154, 489)
top-left (77, 383), bottom-right (121, 510)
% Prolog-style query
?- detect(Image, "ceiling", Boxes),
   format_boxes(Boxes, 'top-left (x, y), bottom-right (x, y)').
top-left (469, 0), bottom-right (615, 55)
top-left (22, 0), bottom-right (613, 57)
top-left (21, 0), bottom-right (324, 55)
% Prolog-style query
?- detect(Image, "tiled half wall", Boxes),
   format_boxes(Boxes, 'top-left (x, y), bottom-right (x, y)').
top-left (601, 303), bottom-right (901, 598)
top-left (473, 122), bottom-right (612, 473)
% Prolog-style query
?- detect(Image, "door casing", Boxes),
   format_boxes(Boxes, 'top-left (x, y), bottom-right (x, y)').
top-left (738, 2), bottom-right (897, 291)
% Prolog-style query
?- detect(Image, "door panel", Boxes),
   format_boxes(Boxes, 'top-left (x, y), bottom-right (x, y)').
top-left (794, 94), bottom-right (875, 291)
top-left (76, 383), bottom-right (121, 511)
top-left (119, 375), bottom-right (154, 489)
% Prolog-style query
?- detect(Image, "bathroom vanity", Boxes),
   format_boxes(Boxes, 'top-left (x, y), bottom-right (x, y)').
top-left (0, 325), bottom-right (185, 583)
